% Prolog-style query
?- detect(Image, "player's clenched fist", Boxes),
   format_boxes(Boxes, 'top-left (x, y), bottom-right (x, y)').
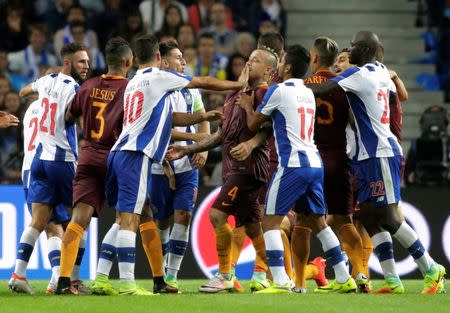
top-left (0, 111), bottom-right (19, 128)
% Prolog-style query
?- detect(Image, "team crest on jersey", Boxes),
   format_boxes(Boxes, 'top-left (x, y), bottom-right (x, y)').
top-left (184, 92), bottom-right (193, 106)
top-left (191, 187), bottom-right (257, 279)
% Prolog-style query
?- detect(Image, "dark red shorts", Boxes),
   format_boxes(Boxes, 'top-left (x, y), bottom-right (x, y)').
top-left (212, 175), bottom-right (264, 227)
top-left (72, 164), bottom-right (107, 217)
top-left (258, 161), bottom-right (278, 204)
top-left (321, 151), bottom-right (353, 215)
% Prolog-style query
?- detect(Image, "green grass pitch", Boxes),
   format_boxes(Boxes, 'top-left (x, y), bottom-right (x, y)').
top-left (0, 280), bottom-right (448, 313)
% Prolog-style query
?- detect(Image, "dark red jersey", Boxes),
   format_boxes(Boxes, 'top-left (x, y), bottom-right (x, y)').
top-left (220, 85), bottom-right (270, 183)
top-left (67, 74), bottom-right (128, 166)
top-left (304, 70), bottom-right (349, 153)
top-left (389, 94), bottom-right (403, 144)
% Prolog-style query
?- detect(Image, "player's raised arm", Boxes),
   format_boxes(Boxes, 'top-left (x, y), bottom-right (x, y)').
top-left (166, 128), bottom-right (222, 160)
top-left (389, 69), bottom-right (408, 102)
top-left (171, 129), bottom-right (209, 142)
top-left (186, 63), bottom-right (249, 91)
top-left (306, 79), bottom-right (343, 97)
top-left (19, 83), bottom-right (35, 98)
top-left (172, 109), bottom-right (223, 126)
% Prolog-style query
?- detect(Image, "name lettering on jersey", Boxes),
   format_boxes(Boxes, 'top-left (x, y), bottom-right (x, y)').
top-left (297, 96), bottom-right (314, 104)
top-left (89, 88), bottom-right (116, 102)
top-left (128, 80), bottom-right (150, 91)
top-left (44, 87), bottom-right (59, 99)
top-left (304, 76), bottom-right (328, 84)
top-left (380, 81), bottom-right (388, 88)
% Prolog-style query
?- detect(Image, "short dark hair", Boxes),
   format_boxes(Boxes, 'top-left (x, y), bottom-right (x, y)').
top-left (105, 37), bottom-right (132, 69)
top-left (198, 32), bottom-right (215, 42)
top-left (313, 36), bottom-right (339, 67)
top-left (285, 45), bottom-right (310, 79)
top-left (133, 34), bottom-right (159, 64)
top-left (257, 32), bottom-right (284, 57)
top-left (68, 4), bottom-right (86, 18)
top-left (340, 48), bottom-right (350, 53)
top-left (60, 43), bottom-right (86, 59)
top-left (28, 24), bottom-right (47, 37)
top-left (159, 40), bottom-right (180, 58)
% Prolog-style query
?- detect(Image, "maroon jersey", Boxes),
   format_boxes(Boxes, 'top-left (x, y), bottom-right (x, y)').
top-left (220, 85), bottom-right (270, 183)
top-left (304, 70), bottom-right (349, 152)
top-left (389, 94), bottom-right (403, 144)
top-left (68, 74), bottom-right (128, 166)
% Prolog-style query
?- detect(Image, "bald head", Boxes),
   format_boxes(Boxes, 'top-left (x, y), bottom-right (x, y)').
top-left (348, 30), bottom-right (381, 66)
top-left (247, 48), bottom-right (278, 85)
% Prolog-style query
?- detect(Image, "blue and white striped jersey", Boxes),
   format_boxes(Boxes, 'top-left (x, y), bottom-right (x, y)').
top-left (257, 78), bottom-right (322, 168)
top-left (31, 72), bottom-right (78, 162)
top-left (111, 67), bottom-right (192, 162)
top-left (332, 62), bottom-right (403, 161)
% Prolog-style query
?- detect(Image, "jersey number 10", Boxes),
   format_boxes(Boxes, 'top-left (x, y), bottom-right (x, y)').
top-left (124, 91), bottom-right (144, 126)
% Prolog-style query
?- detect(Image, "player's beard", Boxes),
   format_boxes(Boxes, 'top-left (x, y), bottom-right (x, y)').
top-left (70, 66), bottom-right (86, 84)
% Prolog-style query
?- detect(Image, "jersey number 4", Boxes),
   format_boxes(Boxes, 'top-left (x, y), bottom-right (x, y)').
top-left (124, 91), bottom-right (144, 126)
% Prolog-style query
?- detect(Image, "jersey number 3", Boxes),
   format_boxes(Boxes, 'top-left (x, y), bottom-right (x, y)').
top-left (91, 101), bottom-right (107, 139)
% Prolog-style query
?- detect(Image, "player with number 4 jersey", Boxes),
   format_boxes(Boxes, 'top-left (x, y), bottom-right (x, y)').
top-left (238, 45), bottom-right (356, 294)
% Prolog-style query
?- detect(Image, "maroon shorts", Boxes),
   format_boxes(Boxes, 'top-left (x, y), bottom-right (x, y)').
top-left (212, 175), bottom-right (264, 227)
top-left (258, 161), bottom-right (278, 204)
top-left (72, 164), bottom-right (107, 217)
top-left (321, 151), bottom-right (353, 215)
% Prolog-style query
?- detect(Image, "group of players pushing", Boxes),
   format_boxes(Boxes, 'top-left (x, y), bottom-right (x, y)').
top-left (7, 29), bottom-right (446, 296)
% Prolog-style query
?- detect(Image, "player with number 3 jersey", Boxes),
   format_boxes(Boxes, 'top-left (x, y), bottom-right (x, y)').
top-left (55, 38), bottom-right (134, 295)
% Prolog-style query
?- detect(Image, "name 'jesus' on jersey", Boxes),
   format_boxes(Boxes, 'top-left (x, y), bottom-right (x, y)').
top-left (331, 62), bottom-right (403, 161)
top-left (257, 79), bottom-right (322, 168)
top-left (111, 67), bottom-right (192, 162)
top-left (31, 72), bottom-right (79, 161)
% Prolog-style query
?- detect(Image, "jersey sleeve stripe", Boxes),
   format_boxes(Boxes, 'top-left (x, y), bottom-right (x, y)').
top-left (346, 92), bottom-right (379, 157)
top-left (331, 67), bottom-right (360, 83)
top-left (163, 69), bottom-right (193, 82)
top-left (256, 84), bottom-right (279, 113)
top-left (272, 110), bottom-right (292, 167)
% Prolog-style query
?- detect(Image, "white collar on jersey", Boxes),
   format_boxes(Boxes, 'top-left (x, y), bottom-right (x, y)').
top-left (136, 66), bottom-right (160, 75)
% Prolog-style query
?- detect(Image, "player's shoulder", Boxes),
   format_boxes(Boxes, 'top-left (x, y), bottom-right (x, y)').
top-left (160, 68), bottom-right (192, 81)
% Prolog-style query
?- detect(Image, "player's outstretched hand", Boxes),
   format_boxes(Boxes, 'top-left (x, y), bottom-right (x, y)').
top-left (238, 64), bottom-right (249, 87)
top-left (0, 111), bottom-right (19, 128)
top-left (230, 141), bottom-right (253, 161)
top-left (191, 151), bottom-right (207, 168)
top-left (166, 144), bottom-right (187, 161)
top-left (236, 91), bottom-right (254, 110)
top-left (203, 110), bottom-right (224, 122)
